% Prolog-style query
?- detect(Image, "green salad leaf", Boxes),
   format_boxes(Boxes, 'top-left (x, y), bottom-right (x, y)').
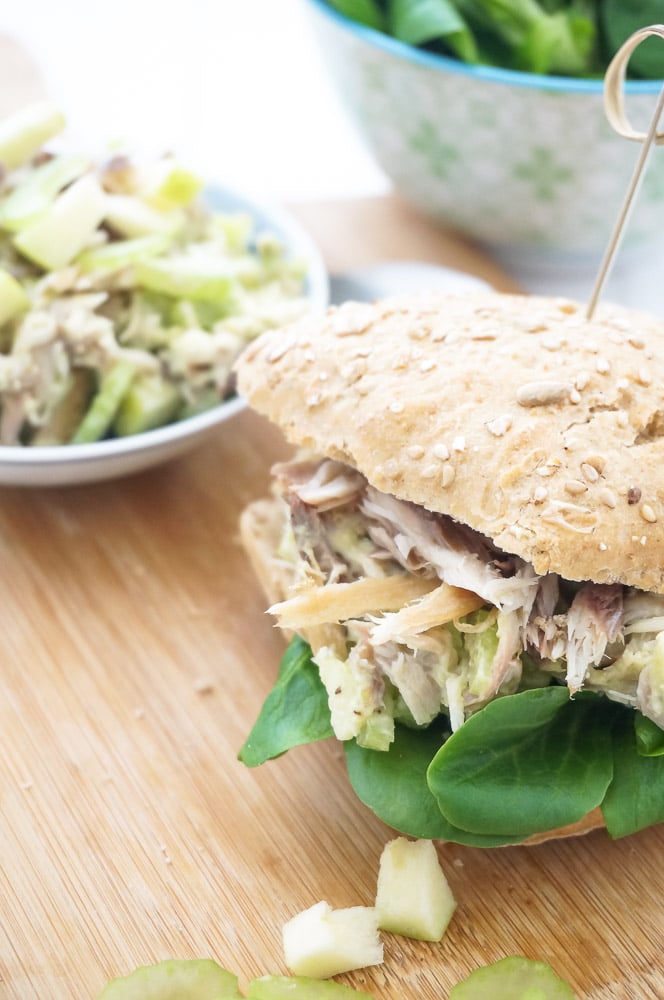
top-left (388, 0), bottom-right (479, 61)
top-left (602, 710), bottom-right (664, 839)
top-left (238, 635), bottom-right (333, 766)
top-left (634, 713), bottom-right (664, 757)
top-left (326, 0), bottom-right (386, 30)
top-left (239, 637), bottom-right (664, 845)
top-left (322, 0), bottom-right (664, 78)
top-left (428, 687), bottom-right (614, 836)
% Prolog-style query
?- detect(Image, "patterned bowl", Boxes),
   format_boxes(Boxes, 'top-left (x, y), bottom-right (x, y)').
top-left (306, 0), bottom-right (664, 273)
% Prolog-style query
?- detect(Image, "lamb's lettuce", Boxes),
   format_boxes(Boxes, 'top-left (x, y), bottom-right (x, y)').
top-left (238, 636), bottom-right (333, 767)
top-left (322, 0), bottom-right (663, 79)
top-left (239, 637), bottom-right (664, 846)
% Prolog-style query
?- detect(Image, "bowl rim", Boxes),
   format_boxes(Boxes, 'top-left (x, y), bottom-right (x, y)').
top-left (306, 0), bottom-right (663, 94)
top-left (0, 181), bottom-right (329, 471)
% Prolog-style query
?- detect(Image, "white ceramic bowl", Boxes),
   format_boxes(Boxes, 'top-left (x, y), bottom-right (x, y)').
top-left (306, 0), bottom-right (664, 275)
top-left (0, 184), bottom-right (329, 487)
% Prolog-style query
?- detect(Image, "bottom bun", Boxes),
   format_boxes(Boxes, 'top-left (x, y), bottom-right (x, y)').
top-left (240, 497), bottom-right (606, 846)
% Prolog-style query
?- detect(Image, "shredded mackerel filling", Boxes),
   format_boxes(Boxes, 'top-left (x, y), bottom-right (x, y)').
top-left (269, 457), bottom-right (664, 751)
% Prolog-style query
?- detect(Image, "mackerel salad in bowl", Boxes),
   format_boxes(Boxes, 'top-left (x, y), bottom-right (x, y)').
top-left (0, 104), bottom-right (328, 485)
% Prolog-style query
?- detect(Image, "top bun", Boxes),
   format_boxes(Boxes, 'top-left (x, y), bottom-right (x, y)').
top-left (236, 292), bottom-right (664, 593)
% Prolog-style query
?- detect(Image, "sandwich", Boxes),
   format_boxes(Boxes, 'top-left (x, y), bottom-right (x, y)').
top-left (234, 291), bottom-right (664, 847)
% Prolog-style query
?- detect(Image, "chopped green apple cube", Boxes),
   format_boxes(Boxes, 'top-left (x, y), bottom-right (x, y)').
top-left (13, 173), bottom-right (107, 270)
top-left (247, 974), bottom-right (374, 999)
top-left (0, 268), bottom-right (30, 326)
top-left (104, 194), bottom-right (184, 238)
top-left (282, 901), bottom-right (383, 979)
top-left (134, 255), bottom-right (236, 303)
top-left (0, 102), bottom-right (65, 170)
top-left (0, 153), bottom-right (90, 232)
top-left (375, 837), bottom-right (456, 942)
top-left (142, 159), bottom-right (204, 209)
top-left (448, 956), bottom-right (577, 1000)
top-left (95, 958), bottom-right (242, 1000)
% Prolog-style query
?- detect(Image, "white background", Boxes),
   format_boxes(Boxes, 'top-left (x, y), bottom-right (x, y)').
top-left (2, 0), bottom-right (662, 311)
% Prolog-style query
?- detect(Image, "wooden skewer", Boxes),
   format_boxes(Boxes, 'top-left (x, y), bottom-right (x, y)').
top-left (586, 25), bottom-right (664, 319)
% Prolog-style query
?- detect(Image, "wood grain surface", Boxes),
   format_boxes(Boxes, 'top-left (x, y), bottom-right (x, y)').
top-left (1, 36), bottom-right (663, 1000)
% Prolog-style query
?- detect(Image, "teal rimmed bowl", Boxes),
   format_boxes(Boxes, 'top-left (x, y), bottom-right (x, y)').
top-left (306, 0), bottom-right (664, 272)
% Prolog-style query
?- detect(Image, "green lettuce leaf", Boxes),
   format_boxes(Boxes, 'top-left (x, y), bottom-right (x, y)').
top-left (239, 637), bottom-right (664, 845)
top-left (428, 687), bottom-right (614, 836)
top-left (345, 719), bottom-right (525, 845)
top-left (325, 0), bottom-right (386, 31)
top-left (238, 636), bottom-right (333, 766)
top-left (635, 713), bottom-right (664, 757)
top-left (602, 710), bottom-right (664, 838)
top-left (388, 0), bottom-right (479, 61)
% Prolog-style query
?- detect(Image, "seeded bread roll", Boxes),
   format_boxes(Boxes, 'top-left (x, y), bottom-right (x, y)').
top-left (236, 291), bottom-right (664, 594)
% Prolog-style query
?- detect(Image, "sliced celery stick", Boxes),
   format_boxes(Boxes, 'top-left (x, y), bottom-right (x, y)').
top-left (448, 957), bottom-right (577, 1000)
top-left (104, 194), bottom-right (184, 238)
top-left (96, 958), bottom-right (242, 1000)
top-left (76, 233), bottom-right (172, 272)
top-left (31, 368), bottom-right (95, 445)
top-left (112, 372), bottom-right (181, 437)
top-left (135, 256), bottom-right (236, 302)
top-left (13, 174), bottom-right (107, 271)
top-left (142, 160), bottom-right (204, 209)
top-left (71, 360), bottom-right (136, 444)
top-left (0, 268), bottom-right (30, 325)
top-left (178, 388), bottom-right (222, 420)
top-left (248, 975), bottom-right (374, 999)
top-left (0, 102), bottom-right (65, 171)
top-left (0, 154), bottom-right (90, 232)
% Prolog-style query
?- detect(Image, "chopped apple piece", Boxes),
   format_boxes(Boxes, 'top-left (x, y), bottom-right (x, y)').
top-left (13, 174), bottom-right (106, 270)
top-left (0, 153), bottom-right (90, 232)
top-left (375, 837), bottom-right (456, 942)
top-left (247, 974), bottom-right (374, 999)
top-left (104, 193), bottom-right (184, 238)
top-left (141, 159), bottom-right (204, 209)
top-left (0, 269), bottom-right (30, 326)
top-left (282, 901), bottom-right (383, 979)
top-left (0, 102), bottom-right (65, 170)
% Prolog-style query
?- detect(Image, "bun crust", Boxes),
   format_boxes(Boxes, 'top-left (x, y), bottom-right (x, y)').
top-left (236, 292), bottom-right (664, 593)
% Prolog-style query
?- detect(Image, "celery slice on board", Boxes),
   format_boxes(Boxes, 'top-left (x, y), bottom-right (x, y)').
top-left (247, 975), bottom-right (374, 999)
top-left (0, 102), bottom-right (65, 171)
top-left (71, 361), bottom-right (137, 444)
top-left (76, 233), bottom-right (172, 272)
top-left (0, 153), bottom-right (90, 232)
top-left (0, 269), bottom-right (30, 326)
top-left (13, 174), bottom-right (107, 271)
top-left (134, 256), bottom-right (237, 303)
top-left (112, 372), bottom-right (181, 437)
top-left (96, 958), bottom-right (242, 1000)
top-left (448, 956), bottom-right (577, 1000)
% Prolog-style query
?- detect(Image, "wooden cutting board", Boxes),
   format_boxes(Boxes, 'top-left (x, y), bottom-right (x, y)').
top-left (1, 36), bottom-right (663, 1000)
